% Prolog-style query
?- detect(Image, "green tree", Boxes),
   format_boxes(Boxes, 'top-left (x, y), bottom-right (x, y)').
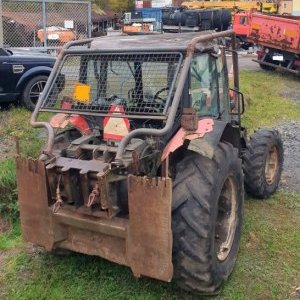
top-left (93, 0), bottom-right (134, 12)
top-left (108, 0), bottom-right (134, 12)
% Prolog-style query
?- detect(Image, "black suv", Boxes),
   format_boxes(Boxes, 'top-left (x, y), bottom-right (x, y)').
top-left (0, 48), bottom-right (56, 110)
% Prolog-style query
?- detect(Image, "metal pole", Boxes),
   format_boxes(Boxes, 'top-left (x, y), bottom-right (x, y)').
top-left (42, 0), bottom-right (47, 47)
top-left (87, 0), bottom-right (92, 38)
top-left (0, 0), bottom-right (3, 47)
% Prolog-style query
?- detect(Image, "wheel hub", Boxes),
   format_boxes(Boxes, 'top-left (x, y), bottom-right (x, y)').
top-left (215, 176), bottom-right (238, 262)
top-left (265, 145), bottom-right (279, 185)
top-left (29, 80), bottom-right (47, 104)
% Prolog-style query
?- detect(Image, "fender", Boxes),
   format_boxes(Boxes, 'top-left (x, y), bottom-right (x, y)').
top-left (162, 119), bottom-right (228, 161)
top-left (15, 66), bottom-right (52, 93)
top-left (164, 120), bottom-right (238, 211)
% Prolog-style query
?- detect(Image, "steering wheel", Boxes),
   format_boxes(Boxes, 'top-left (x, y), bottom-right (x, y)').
top-left (153, 87), bottom-right (170, 102)
top-left (106, 94), bottom-right (118, 102)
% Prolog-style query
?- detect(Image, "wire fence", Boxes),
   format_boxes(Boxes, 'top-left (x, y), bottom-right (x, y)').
top-left (2, 0), bottom-right (91, 49)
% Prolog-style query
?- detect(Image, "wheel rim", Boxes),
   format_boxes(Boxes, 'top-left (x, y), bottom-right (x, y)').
top-left (265, 145), bottom-right (279, 185)
top-left (29, 80), bottom-right (46, 105)
top-left (215, 175), bottom-right (238, 262)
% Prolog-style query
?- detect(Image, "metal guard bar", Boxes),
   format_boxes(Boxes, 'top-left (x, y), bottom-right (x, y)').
top-left (30, 30), bottom-right (235, 158)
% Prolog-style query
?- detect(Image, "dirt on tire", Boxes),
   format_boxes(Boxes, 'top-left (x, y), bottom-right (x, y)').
top-left (172, 143), bottom-right (244, 294)
top-left (243, 129), bottom-right (283, 199)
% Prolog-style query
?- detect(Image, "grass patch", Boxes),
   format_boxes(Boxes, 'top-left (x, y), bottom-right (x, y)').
top-left (239, 71), bottom-right (300, 132)
top-left (0, 107), bottom-right (46, 219)
top-left (0, 223), bottom-right (22, 251)
top-left (0, 107), bottom-right (45, 158)
top-left (0, 159), bottom-right (18, 219)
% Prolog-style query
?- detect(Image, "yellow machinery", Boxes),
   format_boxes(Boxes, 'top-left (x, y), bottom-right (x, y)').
top-left (181, 1), bottom-right (278, 14)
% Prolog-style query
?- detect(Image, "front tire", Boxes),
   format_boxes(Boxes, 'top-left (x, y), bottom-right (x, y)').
top-left (21, 75), bottom-right (48, 110)
top-left (172, 143), bottom-right (244, 294)
top-left (243, 129), bottom-right (283, 199)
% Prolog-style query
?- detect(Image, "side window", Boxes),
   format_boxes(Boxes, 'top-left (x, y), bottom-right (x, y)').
top-left (190, 54), bottom-right (219, 117)
top-left (216, 52), bottom-right (230, 118)
top-left (239, 16), bottom-right (249, 25)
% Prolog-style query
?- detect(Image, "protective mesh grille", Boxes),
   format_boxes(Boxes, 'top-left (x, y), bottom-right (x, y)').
top-left (42, 52), bottom-right (183, 116)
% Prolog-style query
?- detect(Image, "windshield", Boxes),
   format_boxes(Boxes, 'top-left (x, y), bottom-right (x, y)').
top-left (42, 52), bottom-right (182, 117)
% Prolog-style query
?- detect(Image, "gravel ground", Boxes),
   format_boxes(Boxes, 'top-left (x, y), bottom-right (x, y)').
top-left (277, 120), bottom-right (300, 193)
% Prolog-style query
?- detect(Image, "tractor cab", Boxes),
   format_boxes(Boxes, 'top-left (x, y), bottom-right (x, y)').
top-left (42, 32), bottom-right (240, 144)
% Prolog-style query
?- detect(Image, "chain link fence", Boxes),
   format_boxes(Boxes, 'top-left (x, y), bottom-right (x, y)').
top-left (2, 0), bottom-right (91, 49)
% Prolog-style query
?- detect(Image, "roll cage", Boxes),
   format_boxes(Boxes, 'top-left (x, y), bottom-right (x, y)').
top-left (31, 30), bottom-right (240, 164)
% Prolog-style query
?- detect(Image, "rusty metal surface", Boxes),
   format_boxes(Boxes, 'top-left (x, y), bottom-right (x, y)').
top-left (17, 157), bottom-right (175, 282)
top-left (53, 208), bottom-right (127, 239)
top-left (181, 108), bottom-right (198, 131)
top-left (46, 157), bottom-right (108, 175)
top-left (248, 14), bottom-right (300, 54)
top-left (127, 175), bottom-right (173, 282)
top-left (89, 32), bottom-right (215, 52)
top-left (161, 119), bottom-right (215, 161)
top-left (58, 227), bottom-right (128, 266)
top-left (16, 157), bottom-right (55, 250)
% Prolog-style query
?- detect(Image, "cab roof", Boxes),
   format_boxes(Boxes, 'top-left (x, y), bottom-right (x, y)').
top-left (89, 31), bottom-right (218, 52)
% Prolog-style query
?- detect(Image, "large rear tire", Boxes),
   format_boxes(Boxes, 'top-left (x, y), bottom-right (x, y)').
top-left (172, 143), bottom-right (244, 294)
top-left (243, 129), bottom-right (283, 199)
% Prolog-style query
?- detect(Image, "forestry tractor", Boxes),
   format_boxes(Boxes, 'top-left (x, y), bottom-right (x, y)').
top-left (16, 30), bottom-right (283, 294)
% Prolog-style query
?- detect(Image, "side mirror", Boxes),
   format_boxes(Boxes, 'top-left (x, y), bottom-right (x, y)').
top-left (229, 88), bottom-right (245, 115)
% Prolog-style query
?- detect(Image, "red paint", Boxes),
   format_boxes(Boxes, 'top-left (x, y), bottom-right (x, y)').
top-left (61, 98), bottom-right (73, 109)
top-left (294, 60), bottom-right (300, 67)
top-left (103, 105), bottom-right (130, 141)
top-left (232, 11), bottom-right (252, 38)
top-left (161, 119), bottom-right (214, 161)
top-left (256, 50), bottom-right (264, 58)
top-left (69, 115), bottom-right (92, 135)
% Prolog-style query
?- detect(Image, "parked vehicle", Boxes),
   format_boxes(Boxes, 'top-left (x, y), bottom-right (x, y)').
top-left (0, 48), bottom-right (56, 109)
top-left (234, 12), bottom-right (300, 75)
top-left (232, 11), bottom-right (253, 49)
top-left (16, 31), bottom-right (283, 295)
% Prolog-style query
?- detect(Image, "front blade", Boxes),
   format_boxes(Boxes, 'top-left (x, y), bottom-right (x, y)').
top-left (127, 175), bottom-right (173, 282)
top-left (16, 156), bottom-right (55, 250)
